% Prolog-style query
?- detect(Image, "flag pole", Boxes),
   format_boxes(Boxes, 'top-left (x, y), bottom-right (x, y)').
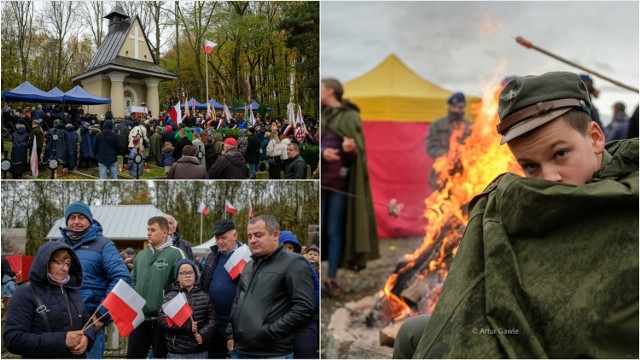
top-left (82, 311), bottom-right (110, 332)
top-left (205, 47), bottom-right (209, 118)
top-left (200, 211), bottom-right (203, 244)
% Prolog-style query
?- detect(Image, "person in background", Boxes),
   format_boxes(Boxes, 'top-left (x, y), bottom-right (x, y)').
top-left (320, 78), bottom-right (379, 298)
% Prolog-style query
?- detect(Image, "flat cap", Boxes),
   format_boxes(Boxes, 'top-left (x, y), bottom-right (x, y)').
top-left (497, 71), bottom-right (591, 144)
top-left (213, 219), bottom-right (236, 236)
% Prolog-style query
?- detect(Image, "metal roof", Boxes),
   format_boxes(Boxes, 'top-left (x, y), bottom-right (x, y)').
top-left (105, 3), bottom-right (130, 20)
top-left (45, 205), bottom-right (167, 241)
top-left (73, 16), bottom-right (176, 82)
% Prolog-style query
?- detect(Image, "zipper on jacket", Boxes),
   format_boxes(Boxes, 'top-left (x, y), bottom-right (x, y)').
top-left (60, 284), bottom-right (74, 327)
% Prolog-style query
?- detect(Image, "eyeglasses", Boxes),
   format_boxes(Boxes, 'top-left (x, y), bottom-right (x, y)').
top-left (51, 260), bottom-right (72, 268)
top-left (178, 271), bottom-right (195, 277)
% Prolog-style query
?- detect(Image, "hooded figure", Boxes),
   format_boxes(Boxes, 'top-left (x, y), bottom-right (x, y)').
top-left (64, 123), bottom-right (79, 170)
top-left (158, 259), bottom-right (217, 357)
top-left (10, 124), bottom-right (29, 178)
top-left (78, 122), bottom-right (98, 167)
top-left (2, 241), bottom-right (96, 358)
top-left (43, 121), bottom-right (67, 163)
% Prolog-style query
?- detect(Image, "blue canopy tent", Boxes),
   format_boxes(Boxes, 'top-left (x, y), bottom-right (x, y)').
top-left (48, 87), bottom-right (65, 97)
top-left (180, 98), bottom-right (207, 110)
top-left (1, 81), bottom-right (64, 102)
top-left (234, 101), bottom-right (272, 111)
top-left (62, 85), bottom-right (111, 105)
top-left (208, 99), bottom-right (227, 110)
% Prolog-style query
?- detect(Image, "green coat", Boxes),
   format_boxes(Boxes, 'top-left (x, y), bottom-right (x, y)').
top-left (132, 242), bottom-right (186, 319)
top-left (414, 139), bottom-right (638, 358)
top-left (321, 102), bottom-right (379, 270)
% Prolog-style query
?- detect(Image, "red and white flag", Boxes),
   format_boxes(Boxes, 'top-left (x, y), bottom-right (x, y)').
top-left (30, 139), bottom-right (39, 177)
top-left (101, 279), bottom-right (145, 338)
top-left (225, 200), bottom-right (237, 214)
top-left (248, 199), bottom-right (254, 219)
top-left (204, 40), bottom-right (217, 54)
top-left (249, 105), bottom-right (256, 127)
top-left (198, 201), bottom-right (209, 216)
top-left (283, 123), bottom-right (293, 136)
top-left (224, 244), bottom-right (253, 279)
top-left (162, 292), bottom-right (193, 327)
top-left (169, 102), bottom-right (182, 125)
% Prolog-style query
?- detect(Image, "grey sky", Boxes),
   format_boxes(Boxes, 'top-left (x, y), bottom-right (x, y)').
top-left (321, 1), bottom-right (639, 123)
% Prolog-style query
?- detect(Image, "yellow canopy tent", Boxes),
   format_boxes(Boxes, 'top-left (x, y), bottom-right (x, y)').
top-left (342, 54), bottom-right (478, 238)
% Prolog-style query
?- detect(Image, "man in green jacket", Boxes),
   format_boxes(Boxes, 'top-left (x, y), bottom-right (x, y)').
top-left (127, 216), bottom-right (186, 359)
top-left (396, 71), bottom-right (638, 358)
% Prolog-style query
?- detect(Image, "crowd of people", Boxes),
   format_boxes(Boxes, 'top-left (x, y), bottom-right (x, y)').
top-left (2, 104), bottom-right (320, 180)
top-left (1, 201), bottom-right (320, 359)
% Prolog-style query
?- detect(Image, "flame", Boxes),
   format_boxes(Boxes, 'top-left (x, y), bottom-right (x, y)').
top-left (382, 82), bottom-right (523, 321)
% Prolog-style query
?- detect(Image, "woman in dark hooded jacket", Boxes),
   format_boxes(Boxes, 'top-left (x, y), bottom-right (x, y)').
top-left (158, 259), bottom-right (216, 358)
top-left (2, 241), bottom-right (96, 358)
top-left (64, 123), bottom-right (79, 170)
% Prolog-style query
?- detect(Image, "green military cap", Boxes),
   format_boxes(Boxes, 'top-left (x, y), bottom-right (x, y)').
top-left (497, 71), bottom-right (591, 144)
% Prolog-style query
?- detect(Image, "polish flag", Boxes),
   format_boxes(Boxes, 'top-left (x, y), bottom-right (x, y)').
top-left (283, 123), bottom-right (293, 136)
top-left (198, 201), bottom-right (209, 216)
top-left (30, 139), bottom-right (39, 177)
top-left (169, 102), bottom-right (182, 125)
top-left (248, 199), bottom-right (254, 219)
top-left (225, 200), bottom-right (237, 214)
top-left (101, 279), bottom-right (145, 338)
top-left (249, 105), bottom-right (256, 127)
top-left (162, 292), bottom-right (192, 327)
top-left (224, 244), bottom-right (253, 279)
top-left (184, 97), bottom-right (190, 117)
top-left (217, 118), bottom-right (223, 129)
top-left (204, 40), bottom-right (217, 54)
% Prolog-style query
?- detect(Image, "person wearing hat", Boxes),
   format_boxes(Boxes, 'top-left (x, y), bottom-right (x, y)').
top-left (426, 91), bottom-right (472, 190)
top-left (92, 119), bottom-right (120, 179)
top-left (158, 259), bottom-right (217, 358)
top-left (209, 137), bottom-right (247, 179)
top-left (578, 74), bottom-right (605, 130)
top-left (305, 244), bottom-right (320, 276)
top-left (200, 219), bottom-right (243, 358)
top-left (161, 141), bottom-right (176, 174)
top-left (399, 71), bottom-right (638, 358)
top-left (278, 231), bottom-right (320, 359)
top-left (56, 200), bottom-right (132, 359)
top-left (42, 118), bottom-right (68, 166)
top-left (10, 123), bottom-right (29, 178)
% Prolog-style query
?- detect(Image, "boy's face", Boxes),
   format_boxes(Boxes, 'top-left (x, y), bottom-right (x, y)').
top-left (177, 264), bottom-right (196, 289)
top-left (507, 118), bottom-right (605, 185)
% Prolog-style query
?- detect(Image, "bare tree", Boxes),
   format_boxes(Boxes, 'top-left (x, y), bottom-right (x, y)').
top-left (9, 1), bottom-right (35, 81)
top-left (45, 2), bottom-right (82, 85)
top-left (79, 1), bottom-right (106, 49)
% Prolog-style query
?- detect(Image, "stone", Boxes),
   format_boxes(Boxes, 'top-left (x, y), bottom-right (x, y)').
top-left (328, 307), bottom-right (351, 331)
top-left (325, 329), bottom-right (356, 359)
top-left (345, 294), bottom-right (379, 314)
top-left (348, 340), bottom-right (394, 359)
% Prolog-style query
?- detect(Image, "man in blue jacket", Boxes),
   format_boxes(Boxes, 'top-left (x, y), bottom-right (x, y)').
top-left (57, 200), bottom-right (132, 359)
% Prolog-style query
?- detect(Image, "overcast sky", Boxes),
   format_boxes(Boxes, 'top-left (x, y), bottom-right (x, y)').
top-left (321, 1), bottom-right (639, 124)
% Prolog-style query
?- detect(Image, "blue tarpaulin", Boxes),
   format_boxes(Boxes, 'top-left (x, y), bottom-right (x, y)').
top-left (234, 101), bottom-right (272, 111)
top-left (62, 85), bottom-right (111, 105)
top-left (1, 81), bottom-right (64, 102)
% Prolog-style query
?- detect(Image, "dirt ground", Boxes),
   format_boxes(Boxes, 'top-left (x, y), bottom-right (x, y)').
top-left (320, 237), bottom-right (424, 358)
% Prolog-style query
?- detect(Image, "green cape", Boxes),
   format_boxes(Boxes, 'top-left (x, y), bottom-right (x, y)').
top-left (322, 101), bottom-right (379, 270)
top-left (414, 139), bottom-right (639, 358)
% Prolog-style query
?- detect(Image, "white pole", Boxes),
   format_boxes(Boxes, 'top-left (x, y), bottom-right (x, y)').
top-left (200, 211), bottom-right (203, 244)
top-left (206, 50), bottom-right (209, 117)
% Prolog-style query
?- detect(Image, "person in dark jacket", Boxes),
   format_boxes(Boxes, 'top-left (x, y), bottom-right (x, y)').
top-left (168, 145), bottom-right (208, 179)
top-left (92, 120), bottom-right (120, 180)
top-left (226, 216), bottom-right (315, 358)
top-left (64, 123), bottom-right (79, 171)
top-left (284, 143), bottom-right (307, 179)
top-left (161, 125), bottom-right (176, 147)
top-left (165, 215), bottom-right (194, 261)
top-left (10, 124), bottom-right (29, 178)
top-left (173, 128), bottom-right (193, 161)
top-left (56, 201), bottom-right (132, 359)
top-left (113, 116), bottom-right (129, 156)
top-left (158, 259), bottom-right (217, 358)
top-left (149, 125), bottom-right (163, 167)
top-left (2, 241), bottom-right (96, 358)
top-left (162, 142), bottom-right (176, 174)
top-left (43, 120), bottom-right (67, 164)
top-left (245, 127), bottom-right (261, 179)
top-left (279, 231), bottom-right (320, 359)
top-left (209, 138), bottom-right (247, 179)
top-left (200, 219), bottom-right (242, 358)
top-left (78, 123), bottom-right (99, 169)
